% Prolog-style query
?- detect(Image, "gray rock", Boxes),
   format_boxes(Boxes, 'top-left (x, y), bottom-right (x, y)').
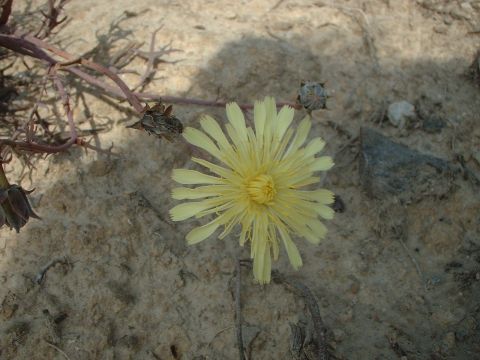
top-left (359, 128), bottom-right (456, 201)
top-left (388, 101), bottom-right (416, 128)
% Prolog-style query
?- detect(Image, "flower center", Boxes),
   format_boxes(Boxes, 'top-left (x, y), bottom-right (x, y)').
top-left (247, 174), bottom-right (276, 204)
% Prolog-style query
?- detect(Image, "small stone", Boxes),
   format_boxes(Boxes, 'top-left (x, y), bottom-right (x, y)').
top-left (433, 25), bottom-right (448, 34)
top-left (443, 15), bottom-right (453, 25)
top-left (388, 101), bottom-right (416, 128)
top-left (359, 128), bottom-right (453, 201)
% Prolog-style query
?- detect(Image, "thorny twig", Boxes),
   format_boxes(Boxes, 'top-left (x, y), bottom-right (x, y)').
top-left (0, 26), bottom-right (300, 116)
top-left (131, 25), bottom-right (181, 92)
top-left (35, 0), bottom-right (69, 39)
top-left (0, 1), bottom-right (298, 179)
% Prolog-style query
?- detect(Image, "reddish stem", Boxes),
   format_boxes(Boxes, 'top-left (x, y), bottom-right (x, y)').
top-left (0, 0), bottom-right (13, 26)
top-left (22, 33), bottom-right (145, 113)
top-left (0, 32), bottom-right (300, 112)
top-left (0, 72), bottom-right (78, 154)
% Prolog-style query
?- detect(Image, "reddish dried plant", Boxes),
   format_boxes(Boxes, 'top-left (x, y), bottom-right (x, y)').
top-left (0, 0), bottom-right (299, 232)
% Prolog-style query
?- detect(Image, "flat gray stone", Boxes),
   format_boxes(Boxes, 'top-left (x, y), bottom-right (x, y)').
top-left (359, 128), bottom-right (455, 201)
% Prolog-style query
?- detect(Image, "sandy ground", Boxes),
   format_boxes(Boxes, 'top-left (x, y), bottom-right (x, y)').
top-left (1, 0), bottom-right (480, 359)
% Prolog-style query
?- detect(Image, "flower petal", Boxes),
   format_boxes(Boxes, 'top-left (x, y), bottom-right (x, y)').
top-left (186, 220), bottom-right (220, 244)
top-left (310, 189), bottom-right (335, 204)
top-left (183, 127), bottom-right (222, 159)
top-left (264, 96), bottom-right (277, 125)
top-left (172, 186), bottom-right (229, 200)
top-left (304, 137), bottom-right (326, 157)
top-left (315, 204), bottom-right (335, 219)
top-left (284, 116), bottom-right (311, 157)
top-left (170, 201), bottom-right (214, 221)
top-left (262, 244), bottom-right (272, 284)
top-left (200, 115), bottom-right (232, 151)
top-left (172, 169), bottom-right (224, 185)
top-left (290, 176), bottom-right (320, 188)
top-left (254, 100), bottom-right (266, 143)
top-left (307, 220), bottom-right (328, 240)
top-left (253, 238), bottom-right (270, 284)
top-left (226, 102), bottom-right (247, 142)
top-left (278, 227), bottom-right (303, 270)
top-left (311, 156), bottom-right (334, 171)
top-left (191, 157), bottom-right (235, 180)
top-left (276, 106), bottom-right (294, 140)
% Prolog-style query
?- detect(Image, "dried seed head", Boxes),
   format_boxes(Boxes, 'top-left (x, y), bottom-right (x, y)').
top-left (127, 103), bottom-right (183, 141)
top-left (0, 185), bottom-right (40, 233)
top-left (297, 81), bottom-right (329, 112)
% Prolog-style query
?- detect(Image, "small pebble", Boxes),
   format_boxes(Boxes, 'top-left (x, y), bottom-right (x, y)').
top-left (433, 25), bottom-right (448, 34)
top-left (443, 15), bottom-right (453, 25)
top-left (388, 101), bottom-right (416, 128)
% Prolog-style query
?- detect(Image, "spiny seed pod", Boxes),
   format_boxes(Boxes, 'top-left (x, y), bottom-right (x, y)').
top-left (0, 185), bottom-right (40, 233)
top-left (127, 103), bottom-right (183, 141)
top-left (297, 81), bottom-right (329, 112)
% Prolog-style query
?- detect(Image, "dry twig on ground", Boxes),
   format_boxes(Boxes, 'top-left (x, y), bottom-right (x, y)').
top-left (239, 260), bottom-right (330, 360)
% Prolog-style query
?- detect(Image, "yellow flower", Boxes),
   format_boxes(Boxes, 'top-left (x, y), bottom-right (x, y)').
top-left (170, 97), bottom-right (334, 284)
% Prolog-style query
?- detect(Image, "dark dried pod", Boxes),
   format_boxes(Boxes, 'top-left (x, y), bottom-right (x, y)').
top-left (0, 185), bottom-right (40, 233)
top-left (127, 103), bottom-right (183, 141)
top-left (297, 81), bottom-right (328, 112)
top-left (468, 50), bottom-right (480, 86)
